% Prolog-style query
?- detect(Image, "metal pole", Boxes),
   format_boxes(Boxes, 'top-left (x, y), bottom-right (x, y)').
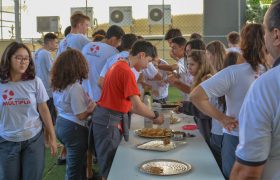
top-left (162, 0), bottom-right (165, 59)
top-left (238, 0), bottom-right (241, 33)
top-left (0, 0), bottom-right (3, 39)
top-left (14, 0), bottom-right (21, 42)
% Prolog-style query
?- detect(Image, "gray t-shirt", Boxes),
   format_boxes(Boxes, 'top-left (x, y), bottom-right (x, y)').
top-left (0, 77), bottom-right (49, 142)
top-left (34, 48), bottom-right (53, 97)
top-left (56, 33), bottom-right (91, 57)
top-left (236, 66), bottom-right (280, 179)
top-left (53, 82), bottom-right (90, 127)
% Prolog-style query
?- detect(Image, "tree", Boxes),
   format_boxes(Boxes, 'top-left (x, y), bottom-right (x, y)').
top-left (246, 0), bottom-right (271, 23)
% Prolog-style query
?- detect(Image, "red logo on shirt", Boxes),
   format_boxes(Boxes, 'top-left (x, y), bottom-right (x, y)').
top-left (2, 89), bottom-right (14, 101)
top-left (90, 45), bottom-right (100, 54)
top-left (2, 89), bottom-right (31, 106)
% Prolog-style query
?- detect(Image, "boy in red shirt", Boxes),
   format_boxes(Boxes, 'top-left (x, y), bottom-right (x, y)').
top-left (91, 40), bottom-right (164, 180)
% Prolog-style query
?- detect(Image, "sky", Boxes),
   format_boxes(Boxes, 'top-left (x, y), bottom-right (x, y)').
top-left (1, 0), bottom-right (203, 38)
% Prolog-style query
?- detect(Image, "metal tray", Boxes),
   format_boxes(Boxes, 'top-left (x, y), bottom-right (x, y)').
top-left (139, 159), bottom-right (192, 176)
top-left (134, 128), bottom-right (172, 138)
top-left (137, 140), bottom-right (176, 152)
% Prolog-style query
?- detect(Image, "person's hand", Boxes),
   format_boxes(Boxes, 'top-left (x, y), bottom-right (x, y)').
top-left (221, 115), bottom-right (238, 132)
top-left (153, 114), bottom-right (164, 125)
top-left (171, 64), bottom-right (178, 71)
top-left (86, 101), bottom-right (96, 114)
top-left (48, 137), bottom-right (57, 157)
top-left (167, 74), bottom-right (179, 85)
top-left (152, 89), bottom-right (159, 97)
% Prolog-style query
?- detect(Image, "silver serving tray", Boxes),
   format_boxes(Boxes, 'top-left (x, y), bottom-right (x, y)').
top-left (134, 128), bottom-right (172, 138)
top-left (137, 140), bottom-right (176, 152)
top-left (139, 159), bottom-right (192, 176)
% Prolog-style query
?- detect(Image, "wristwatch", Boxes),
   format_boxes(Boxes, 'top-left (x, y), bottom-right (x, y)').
top-left (153, 111), bottom-right (159, 119)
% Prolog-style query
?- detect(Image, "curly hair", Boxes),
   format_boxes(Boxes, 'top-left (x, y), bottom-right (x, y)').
top-left (240, 24), bottom-right (268, 72)
top-left (0, 42), bottom-right (35, 83)
top-left (51, 49), bottom-right (89, 91)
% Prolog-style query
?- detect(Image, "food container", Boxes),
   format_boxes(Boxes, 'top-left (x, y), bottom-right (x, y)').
top-left (171, 131), bottom-right (186, 141)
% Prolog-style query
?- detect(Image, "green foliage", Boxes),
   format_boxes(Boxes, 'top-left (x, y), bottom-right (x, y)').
top-left (246, 0), bottom-right (271, 23)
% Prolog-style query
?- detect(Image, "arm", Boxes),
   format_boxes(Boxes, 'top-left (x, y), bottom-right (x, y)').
top-left (168, 75), bottom-right (191, 94)
top-left (190, 86), bottom-right (237, 131)
top-left (158, 64), bottom-right (178, 72)
top-left (38, 103), bottom-right (57, 156)
top-left (230, 161), bottom-right (264, 180)
top-left (76, 101), bottom-right (96, 120)
top-left (98, 77), bottom-right (105, 89)
top-left (129, 95), bottom-right (163, 124)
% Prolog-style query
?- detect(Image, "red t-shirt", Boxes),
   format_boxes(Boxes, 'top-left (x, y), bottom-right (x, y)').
top-left (98, 60), bottom-right (140, 113)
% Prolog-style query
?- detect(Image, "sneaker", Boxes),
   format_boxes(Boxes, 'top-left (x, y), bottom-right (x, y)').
top-left (57, 156), bottom-right (66, 165)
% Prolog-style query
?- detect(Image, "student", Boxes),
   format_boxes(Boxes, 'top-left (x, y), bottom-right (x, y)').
top-left (82, 25), bottom-right (125, 102)
top-left (164, 28), bottom-right (183, 60)
top-left (34, 32), bottom-right (58, 124)
top-left (52, 49), bottom-right (96, 180)
top-left (231, 1), bottom-right (280, 179)
top-left (0, 42), bottom-right (57, 180)
top-left (226, 31), bottom-right (241, 53)
top-left (57, 13), bottom-right (91, 56)
top-left (189, 24), bottom-right (268, 178)
top-left (92, 29), bottom-right (106, 42)
top-left (185, 39), bottom-right (206, 57)
top-left (223, 51), bottom-right (242, 67)
top-left (64, 26), bottom-right (71, 37)
top-left (189, 32), bottom-right (202, 40)
top-left (147, 46), bottom-right (169, 104)
top-left (90, 40), bottom-right (164, 180)
top-left (206, 41), bottom-right (226, 72)
top-left (98, 33), bottom-right (138, 88)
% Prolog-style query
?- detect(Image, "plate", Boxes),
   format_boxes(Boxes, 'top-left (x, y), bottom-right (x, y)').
top-left (137, 140), bottom-right (176, 152)
top-left (139, 159), bottom-right (192, 176)
top-left (134, 128), bottom-right (172, 138)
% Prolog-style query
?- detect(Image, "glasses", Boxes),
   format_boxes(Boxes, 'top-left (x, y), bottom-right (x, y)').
top-left (14, 56), bottom-right (30, 63)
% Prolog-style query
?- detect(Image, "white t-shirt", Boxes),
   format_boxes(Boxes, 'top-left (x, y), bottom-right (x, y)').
top-left (82, 42), bottom-right (118, 102)
top-left (56, 33), bottom-right (91, 57)
top-left (236, 66), bottom-right (280, 179)
top-left (142, 62), bottom-right (158, 79)
top-left (53, 82), bottom-right (90, 127)
top-left (131, 67), bottom-right (141, 81)
top-left (147, 59), bottom-right (169, 100)
top-left (100, 51), bottom-right (129, 78)
top-left (177, 57), bottom-right (192, 101)
top-left (34, 48), bottom-right (53, 97)
top-left (227, 47), bottom-right (241, 54)
top-left (0, 77), bottom-right (49, 142)
top-left (209, 97), bottom-right (224, 136)
top-left (200, 62), bottom-right (266, 136)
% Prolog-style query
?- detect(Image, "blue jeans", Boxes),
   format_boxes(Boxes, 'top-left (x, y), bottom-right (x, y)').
top-left (210, 134), bottom-right (223, 170)
top-left (221, 133), bottom-right (239, 178)
top-left (0, 130), bottom-right (45, 180)
top-left (55, 116), bottom-right (88, 180)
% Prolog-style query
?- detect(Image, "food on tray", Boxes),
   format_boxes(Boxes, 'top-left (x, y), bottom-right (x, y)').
top-left (170, 113), bottom-right (179, 124)
top-left (163, 138), bottom-right (170, 145)
top-left (148, 166), bottom-right (163, 174)
top-left (137, 140), bottom-right (176, 151)
top-left (139, 128), bottom-right (171, 137)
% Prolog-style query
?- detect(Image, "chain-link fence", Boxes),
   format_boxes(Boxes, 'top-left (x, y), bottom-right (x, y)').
top-left (0, 0), bottom-right (250, 61)
top-left (1, 1), bottom-right (204, 61)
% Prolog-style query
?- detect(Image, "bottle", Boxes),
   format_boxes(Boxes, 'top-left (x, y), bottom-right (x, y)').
top-left (143, 92), bottom-right (153, 128)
